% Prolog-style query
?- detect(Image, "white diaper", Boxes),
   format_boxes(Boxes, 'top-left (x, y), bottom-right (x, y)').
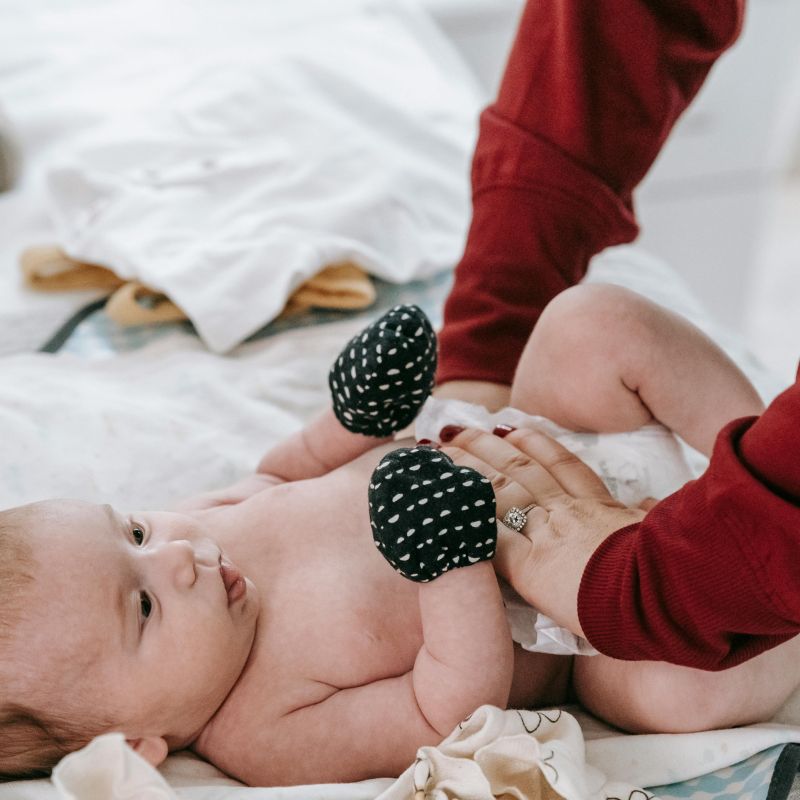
top-left (415, 397), bottom-right (698, 656)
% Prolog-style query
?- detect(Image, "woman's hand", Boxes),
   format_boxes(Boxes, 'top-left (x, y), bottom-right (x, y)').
top-left (440, 426), bottom-right (650, 637)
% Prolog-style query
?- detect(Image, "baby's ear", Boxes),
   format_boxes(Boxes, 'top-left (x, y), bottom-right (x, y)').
top-left (127, 735), bottom-right (169, 766)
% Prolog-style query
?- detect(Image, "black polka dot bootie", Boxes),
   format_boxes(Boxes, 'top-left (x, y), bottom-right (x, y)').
top-left (329, 305), bottom-right (436, 437)
top-left (369, 446), bottom-right (497, 582)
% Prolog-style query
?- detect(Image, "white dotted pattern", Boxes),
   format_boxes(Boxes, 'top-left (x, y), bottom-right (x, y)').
top-left (369, 446), bottom-right (496, 582)
top-left (329, 305), bottom-right (436, 436)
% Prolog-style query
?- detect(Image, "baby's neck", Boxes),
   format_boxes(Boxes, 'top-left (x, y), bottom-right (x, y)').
top-left (191, 620), bottom-right (260, 753)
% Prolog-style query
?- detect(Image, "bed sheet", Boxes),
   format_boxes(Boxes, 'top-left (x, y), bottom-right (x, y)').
top-left (2, 246), bottom-right (800, 799)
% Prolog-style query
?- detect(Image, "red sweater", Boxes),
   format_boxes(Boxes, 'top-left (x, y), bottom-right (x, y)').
top-left (581, 376), bottom-right (800, 670)
top-left (438, 0), bottom-right (745, 386)
top-left (435, 0), bottom-right (800, 669)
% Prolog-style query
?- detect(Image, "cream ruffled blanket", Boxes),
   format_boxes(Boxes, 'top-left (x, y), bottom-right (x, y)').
top-left (52, 706), bottom-right (800, 800)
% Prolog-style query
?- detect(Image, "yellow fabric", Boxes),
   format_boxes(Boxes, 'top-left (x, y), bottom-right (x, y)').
top-left (20, 246), bottom-right (375, 326)
top-left (20, 246), bottom-right (125, 292)
top-left (281, 262), bottom-right (376, 315)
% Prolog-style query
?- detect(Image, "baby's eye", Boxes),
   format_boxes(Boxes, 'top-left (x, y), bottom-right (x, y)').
top-left (131, 525), bottom-right (145, 546)
top-left (140, 591), bottom-right (152, 619)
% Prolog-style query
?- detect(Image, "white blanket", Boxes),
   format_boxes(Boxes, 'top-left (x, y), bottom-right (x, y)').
top-left (0, 0), bottom-right (480, 355)
top-left (1, 0), bottom-right (481, 354)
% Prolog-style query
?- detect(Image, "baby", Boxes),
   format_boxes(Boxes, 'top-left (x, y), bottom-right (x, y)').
top-left (2, 283), bottom-right (798, 787)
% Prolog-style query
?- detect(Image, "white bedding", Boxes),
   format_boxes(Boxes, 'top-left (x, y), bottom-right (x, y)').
top-left (0, 0), bottom-right (481, 355)
top-left (2, 1), bottom-right (800, 797)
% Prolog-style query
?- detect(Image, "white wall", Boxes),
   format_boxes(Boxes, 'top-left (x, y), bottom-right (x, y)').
top-left (419, 0), bottom-right (800, 334)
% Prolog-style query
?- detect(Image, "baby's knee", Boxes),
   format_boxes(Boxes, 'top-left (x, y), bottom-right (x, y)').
top-left (512, 284), bottom-right (656, 427)
top-left (535, 284), bottom-right (655, 349)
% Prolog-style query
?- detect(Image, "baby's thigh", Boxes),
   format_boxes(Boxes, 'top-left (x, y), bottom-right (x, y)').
top-left (571, 637), bottom-right (800, 734)
top-left (509, 284), bottom-right (653, 431)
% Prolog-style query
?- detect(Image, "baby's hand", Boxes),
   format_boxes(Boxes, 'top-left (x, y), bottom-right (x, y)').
top-left (257, 305), bottom-right (436, 482)
top-left (369, 446), bottom-right (497, 581)
top-left (330, 304), bottom-right (436, 437)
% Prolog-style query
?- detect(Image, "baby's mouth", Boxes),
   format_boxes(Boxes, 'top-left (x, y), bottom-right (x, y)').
top-left (219, 558), bottom-right (246, 606)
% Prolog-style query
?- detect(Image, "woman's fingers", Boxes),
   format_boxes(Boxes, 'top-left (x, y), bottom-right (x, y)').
top-left (443, 431), bottom-right (565, 509)
top-left (503, 427), bottom-right (617, 502)
top-left (443, 447), bottom-right (537, 513)
top-left (442, 426), bottom-right (616, 509)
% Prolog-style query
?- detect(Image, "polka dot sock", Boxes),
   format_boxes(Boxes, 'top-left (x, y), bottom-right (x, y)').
top-left (369, 446), bottom-right (497, 582)
top-left (329, 305), bottom-right (436, 437)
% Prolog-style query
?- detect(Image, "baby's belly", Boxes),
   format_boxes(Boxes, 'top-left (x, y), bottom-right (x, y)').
top-left (233, 450), bottom-right (573, 704)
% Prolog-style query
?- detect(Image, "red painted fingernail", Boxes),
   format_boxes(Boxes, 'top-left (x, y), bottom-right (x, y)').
top-left (417, 438), bottom-right (432, 444)
top-left (492, 424), bottom-right (516, 438)
top-left (439, 425), bottom-right (465, 443)
top-left (417, 439), bottom-right (441, 449)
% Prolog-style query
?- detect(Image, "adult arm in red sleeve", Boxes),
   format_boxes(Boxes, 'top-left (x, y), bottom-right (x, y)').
top-left (578, 371), bottom-right (800, 670)
top-left (437, 0), bottom-right (745, 387)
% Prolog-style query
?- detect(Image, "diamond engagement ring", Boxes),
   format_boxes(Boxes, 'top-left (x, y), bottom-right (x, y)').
top-left (502, 503), bottom-right (536, 532)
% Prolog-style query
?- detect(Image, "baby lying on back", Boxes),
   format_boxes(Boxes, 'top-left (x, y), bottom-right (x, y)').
top-left (1, 286), bottom-right (789, 786)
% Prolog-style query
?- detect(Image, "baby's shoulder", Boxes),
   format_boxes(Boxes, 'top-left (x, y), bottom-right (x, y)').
top-left (173, 473), bottom-right (284, 513)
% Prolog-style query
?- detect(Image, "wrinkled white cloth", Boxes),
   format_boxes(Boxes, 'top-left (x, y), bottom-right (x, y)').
top-left (35, 0), bottom-right (481, 353)
top-left (52, 734), bottom-right (178, 800)
top-left (48, 710), bottom-right (800, 800)
top-left (378, 706), bottom-right (615, 800)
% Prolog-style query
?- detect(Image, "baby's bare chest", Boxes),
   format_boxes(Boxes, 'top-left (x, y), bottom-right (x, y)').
top-left (219, 463), bottom-right (424, 705)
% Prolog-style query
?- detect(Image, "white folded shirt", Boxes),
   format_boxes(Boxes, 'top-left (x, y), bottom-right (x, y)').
top-left (40, 0), bottom-right (481, 351)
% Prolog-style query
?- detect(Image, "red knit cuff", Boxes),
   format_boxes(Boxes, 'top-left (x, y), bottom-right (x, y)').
top-left (470, 110), bottom-right (638, 240)
top-left (436, 111), bottom-right (638, 386)
top-left (578, 416), bottom-right (800, 670)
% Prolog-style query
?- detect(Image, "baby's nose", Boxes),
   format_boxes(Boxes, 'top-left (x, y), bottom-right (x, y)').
top-left (158, 539), bottom-right (198, 588)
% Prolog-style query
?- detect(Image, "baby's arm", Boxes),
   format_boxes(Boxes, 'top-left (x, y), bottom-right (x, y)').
top-left (368, 446), bottom-right (513, 728)
top-left (221, 449), bottom-right (512, 785)
top-left (255, 407), bottom-right (391, 480)
top-left (412, 561), bottom-right (513, 733)
top-left (226, 570), bottom-right (511, 785)
top-left (510, 283), bottom-right (764, 456)
top-left (256, 305), bottom-right (437, 481)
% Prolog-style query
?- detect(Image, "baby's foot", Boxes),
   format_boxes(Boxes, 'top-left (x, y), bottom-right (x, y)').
top-left (329, 305), bottom-right (436, 437)
top-left (369, 446), bottom-right (497, 582)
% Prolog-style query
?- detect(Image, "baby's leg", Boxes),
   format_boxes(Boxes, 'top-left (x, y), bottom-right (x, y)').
top-left (509, 284), bottom-right (764, 456)
top-left (571, 635), bottom-right (800, 733)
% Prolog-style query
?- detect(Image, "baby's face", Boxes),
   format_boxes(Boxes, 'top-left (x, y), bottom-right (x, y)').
top-left (18, 499), bottom-right (259, 750)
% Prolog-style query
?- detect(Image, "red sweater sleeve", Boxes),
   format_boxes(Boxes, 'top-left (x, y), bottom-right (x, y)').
top-left (578, 372), bottom-right (800, 670)
top-left (437, 0), bottom-right (745, 386)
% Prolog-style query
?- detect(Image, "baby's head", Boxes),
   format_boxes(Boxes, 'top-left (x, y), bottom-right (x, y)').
top-left (0, 499), bottom-right (259, 780)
